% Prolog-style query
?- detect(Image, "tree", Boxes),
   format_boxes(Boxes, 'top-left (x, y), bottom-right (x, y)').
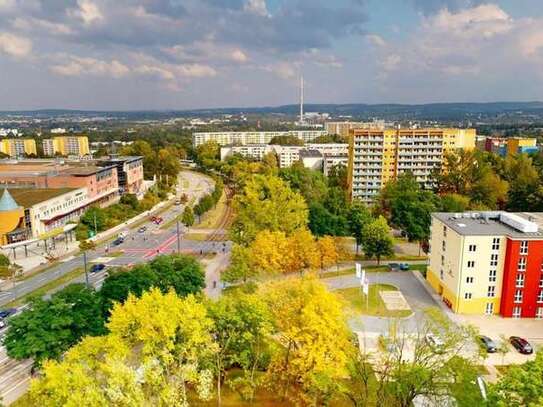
top-left (181, 205), bottom-right (195, 227)
top-left (269, 135), bottom-right (304, 145)
top-left (28, 289), bottom-right (217, 406)
top-left (195, 140), bottom-right (220, 168)
top-left (440, 193), bottom-right (470, 212)
top-left (317, 236), bottom-right (339, 273)
top-left (348, 200), bottom-right (373, 254)
top-left (79, 207), bottom-right (106, 234)
top-left (4, 284), bottom-right (105, 364)
top-left (489, 350), bottom-right (543, 406)
top-left (208, 293), bottom-right (273, 404)
top-left (279, 161), bottom-right (328, 204)
top-left (222, 244), bottom-right (258, 284)
top-left (249, 230), bottom-right (290, 275)
top-left (231, 175), bottom-right (308, 245)
top-left (361, 216), bottom-right (394, 265)
top-left (260, 278), bottom-right (353, 405)
top-left (119, 193), bottom-right (139, 210)
top-left (284, 228), bottom-right (319, 274)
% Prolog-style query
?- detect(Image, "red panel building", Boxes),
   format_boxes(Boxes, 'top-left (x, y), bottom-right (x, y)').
top-left (500, 238), bottom-right (543, 318)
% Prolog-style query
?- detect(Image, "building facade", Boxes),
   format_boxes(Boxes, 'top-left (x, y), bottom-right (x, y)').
top-left (477, 136), bottom-right (538, 157)
top-left (0, 139), bottom-right (37, 157)
top-left (98, 156), bottom-right (144, 196)
top-left (325, 121), bottom-right (385, 138)
top-left (192, 130), bottom-right (327, 147)
top-left (348, 128), bottom-right (476, 202)
top-left (427, 211), bottom-right (543, 318)
top-left (43, 136), bottom-right (90, 157)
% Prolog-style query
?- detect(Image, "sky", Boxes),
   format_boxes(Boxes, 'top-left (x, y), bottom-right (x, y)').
top-left (0, 0), bottom-right (542, 110)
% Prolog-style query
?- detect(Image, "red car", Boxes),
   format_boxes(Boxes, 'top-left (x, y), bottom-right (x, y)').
top-left (154, 217), bottom-right (163, 225)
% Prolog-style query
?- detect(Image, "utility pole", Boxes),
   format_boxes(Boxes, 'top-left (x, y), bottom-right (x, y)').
top-left (83, 250), bottom-right (90, 288)
top-left (176, 219), bottom-right (181, 254)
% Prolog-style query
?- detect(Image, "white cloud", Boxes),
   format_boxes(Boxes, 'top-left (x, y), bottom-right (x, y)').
top-left (244, 0), bottom-right (269, 17)
top-left (366, 34), bottom-right (386, 47)
top-left (263, 61), bottom-right (297, 79)
top-left (163, 41), bottom-right (249, 65)
top-left (13, 17), bottom-right (73, 36)
top-left (69, 0), bottom-right (103, 25)
top-left (0, 32), bottom-right (32, 58)
top-left (50, 57), bottom-right (129, 78)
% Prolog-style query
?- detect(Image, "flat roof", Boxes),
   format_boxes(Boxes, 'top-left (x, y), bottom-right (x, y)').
top-left (9, 188), bottom-right (78, 208)
top-left (433, 212), bottom-right (543, 239)
top-left (299, 149), bottom-right (322, 157)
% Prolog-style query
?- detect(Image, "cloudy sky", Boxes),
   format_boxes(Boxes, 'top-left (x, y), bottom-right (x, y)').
top-left (0, 0), bottom-right (542, 110)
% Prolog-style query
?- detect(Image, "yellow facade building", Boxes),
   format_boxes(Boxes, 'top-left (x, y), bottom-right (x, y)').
top-left (348, 128), bottom-right (476, 202)
top-left (506, 137), bottom-right (537, 156)
top-left (0, 139), bottom-right (37, 157)
top-left (42, 136), bottom-right (90, 157)
top-left (0, 189), bottom-right (25, 245)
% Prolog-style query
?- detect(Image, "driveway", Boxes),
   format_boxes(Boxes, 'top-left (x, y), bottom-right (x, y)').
top-left (325, 271), bottom-right (440, 334)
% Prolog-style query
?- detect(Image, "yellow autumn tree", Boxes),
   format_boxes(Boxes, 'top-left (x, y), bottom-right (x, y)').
top-left (28, 289), bottom-right (217, 407)
top-left (259, 277), bottom-right (353, 406)
top-left (317, 235), bottom-right (340, 272)
top-left (284, 228), bottom-right (319, 274)
top-left (249, 230), bottom-right (290, 274)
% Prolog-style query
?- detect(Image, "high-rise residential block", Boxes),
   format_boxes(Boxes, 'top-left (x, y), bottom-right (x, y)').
top-left (42, 136), bottom-right (90, 157)
top-left (0, 139), bottom-right (37, 157)
top-left (348, 128), bottom-right (476, 202)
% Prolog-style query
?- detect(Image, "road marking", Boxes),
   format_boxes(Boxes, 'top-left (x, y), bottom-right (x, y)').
top-left (61, 256), bottom-right (75, 263)
top-left (1, 375), bottom-right (30, 397)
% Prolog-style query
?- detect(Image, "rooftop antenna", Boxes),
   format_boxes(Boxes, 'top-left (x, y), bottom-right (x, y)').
top-left (299, 74), bottom-right (304, 125)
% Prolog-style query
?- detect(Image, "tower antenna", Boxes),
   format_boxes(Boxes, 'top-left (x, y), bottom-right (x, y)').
top-left (299, 74), bottom-right (304, 125)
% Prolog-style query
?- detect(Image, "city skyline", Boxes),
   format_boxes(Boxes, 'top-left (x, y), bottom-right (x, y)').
top-left (0, 0), bottom-right (542, 110)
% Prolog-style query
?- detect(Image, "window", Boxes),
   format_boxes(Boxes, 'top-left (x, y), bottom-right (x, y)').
top-left (514, 289), bottom-right (523, 303)
top-left (536, 307), bottom-right (543, 319)
top-left (539, 275), bottom-right (543, 288)
top-left (520, 240), bottom-right (528, 255)
top-left (487, 286), bottom-right (496, 298)
top-left (538, 290), bottom-right (543, 303)
top-left (489, 270), bottom-right (497, 283)
top-left (490, 254), bottom-right (498, 267)
top-left (492, 238), bottom-right (500, 251)
top-left (467, 261), bottom-right (475, 268)
top-left (442, 240), bottom-right (446, 251)
top-left (464, 292), bottom-right (473, 300)
top-left (516, 274), bottom-right (525, 288)
top-left (466, 277), bottom-right (474, 284)
top-left (443, 226), bottom-right (447, 237)
top-left (468, 244), bottom-right (476, 252)
top-left (518, 257), bottom-right (527, 272)
top-left (512, 306), bottom-right (522, 318)
top-left (440, 269), bottom-right (444, 280)
top-left (485, 303), bottom-right (494, 315)
top-left (441, 255), bottom-right (445, 266)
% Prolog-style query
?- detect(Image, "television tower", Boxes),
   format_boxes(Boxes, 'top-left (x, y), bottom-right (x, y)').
top-left (299, 74), bottom-right (304, 125)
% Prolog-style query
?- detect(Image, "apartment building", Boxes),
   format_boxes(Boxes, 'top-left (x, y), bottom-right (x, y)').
top-left (348, 128), bottom-right (476, 202)
top-left (0, 139), bottom-right (37, 157)
top-left (325, 121), bottom-right (385, 138)
top-left (43, 136), bottom-right (90, 157)
top-left (428, 211), bottom-right (543, 318)
top-left (192, 130), bottom-right (327, 147)
top-left (477, 136), bottom-right (538, 157)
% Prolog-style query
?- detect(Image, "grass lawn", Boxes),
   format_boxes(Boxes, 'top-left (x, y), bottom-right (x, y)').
top-left (198, 191), bottom-right (228, 229)
top-left (337, 284), bottom-right (413, 318)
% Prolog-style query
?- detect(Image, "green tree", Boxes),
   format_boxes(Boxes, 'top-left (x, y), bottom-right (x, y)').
top-left (148, 254), bottom-right (206, 297)
top-left (348, 200), bottom-right (373, 254)
top-left (181, 205), bottom-right (195, 227)
top-left (222, 244), bottom-right (258, 284)
top-left (195, 141), bottom-right (220, 168)
top-left (361, 216), bottom-right (394, 265)
top-left (231, 175), bottom-right (308, 245)
top-left (79, 207), bottom-right (106, 234)
top-left (279, 161), bottom-right (328, 204)
top-left (440, 193), bottom-right (471, 212)
top-left (119, 193), bottom-right (139, 210)
top-left (489, 350), bottom-right (543, 406)
top-left (4, 284), bottom-right (105, 364)
top-left (269, 135), bottom-right (304, 145)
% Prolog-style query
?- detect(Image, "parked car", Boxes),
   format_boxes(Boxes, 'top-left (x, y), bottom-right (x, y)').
top-left (138, 226), bottom-right (147, 233)
top-left (0, 308), bottom-right (17, 319)
top-left (154, 217), bottom-right (163, 225)
top-left (477, 335), bottom-right (497, 353)
top-left (399, 263), bottom-right (410, 271)
top-left (175, 199), bottom-right (181, 206)
top-left (425, 333), bottom-right (445, 352)
top-left (90, 263), bottom-right (106, 273)
top-left (388, 263), bottom-right (400, 270)
top-left (510, 336), bottom-right (533, 354)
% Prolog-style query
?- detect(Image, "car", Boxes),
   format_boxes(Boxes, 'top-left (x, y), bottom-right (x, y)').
top-left (138, 226), bottom-right (147, 233)
top-left (399, 263), bottom-right (410, 271)
top-left (425, 333), bottom-right (445, 352)
top-left (388, 263), bottom-right (400, 270)
top-left (510, 336), bottom-right (533, 354)
top-left (90, 263), bottom-right (106, 273)
top-left (477, 335), bottom-right (497, 353)
top-left (154, 217), bottom-right (163, 225)
top-left (150, 216), bottom-right (157, 222)
top-left (112, 237), bottom-right (124, 246)
top-left (0, 308), bottom-right (17, 319)
top-left (175, 200), bottom-right (181, 205)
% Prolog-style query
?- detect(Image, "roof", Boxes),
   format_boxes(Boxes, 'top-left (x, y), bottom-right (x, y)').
top-left (8, 188), bottom-right (77, 208)
top-left (433, 212), bottom-right (543, 239)
top-left (61, 165), bottom-right (114, 176)
top-left (299, 149), bottom-right (323, 158)
top-left (0, 189), bottom-right (20, 211)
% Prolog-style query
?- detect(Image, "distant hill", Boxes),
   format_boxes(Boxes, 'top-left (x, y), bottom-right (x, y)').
top-left (2, 102), bottom-right (543, 121)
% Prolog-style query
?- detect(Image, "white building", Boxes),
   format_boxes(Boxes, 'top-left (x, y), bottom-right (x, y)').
top-left (193, 130), bottom-right (327, 147)
top-left (324, 155), bottom-right (349, 176)
top-left (50, 128), bottom-right (67, 134)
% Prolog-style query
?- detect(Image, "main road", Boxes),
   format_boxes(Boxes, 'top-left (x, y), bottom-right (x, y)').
top-left (0, 170), bottom-right (231, 307)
